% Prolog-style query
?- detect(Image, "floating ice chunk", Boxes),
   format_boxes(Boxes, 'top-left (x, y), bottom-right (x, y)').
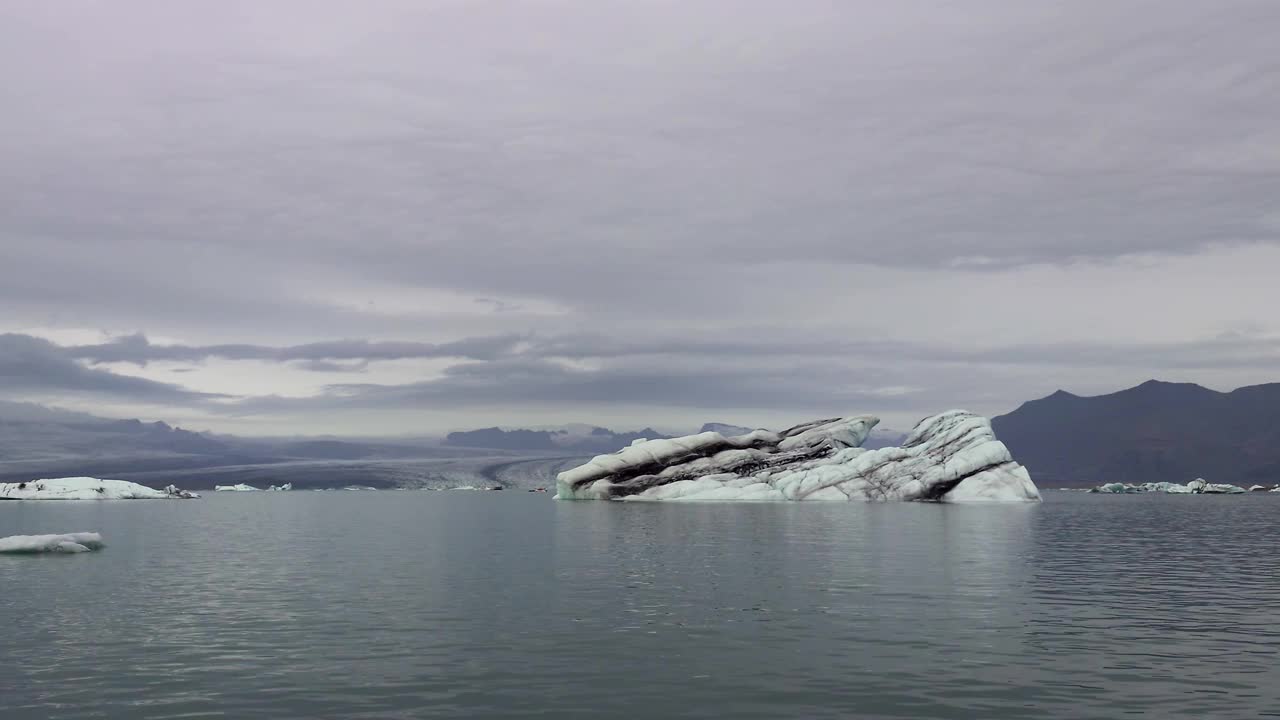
top-left (214, 484), bottom-right (260, 492)
top-left (163, 485), bottom-right (200, 498)
top-left (1091, 480), bottom-right (1245, 494)
top-left (266, 483), bottom-right (293, 492)
top-left (557, 411), bottom-right (1039, 503)
top-left (0, 477), bottom-right (195, 500)
top-left (0, 532), bottom-right (105, 554)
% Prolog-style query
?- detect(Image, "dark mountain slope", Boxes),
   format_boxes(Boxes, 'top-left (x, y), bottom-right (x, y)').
top-left (992, 380), bottom-right (1280, 486)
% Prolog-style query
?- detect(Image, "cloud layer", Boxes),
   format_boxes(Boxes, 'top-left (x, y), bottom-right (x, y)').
top-left (1, 1), bottom-right (1278, 432)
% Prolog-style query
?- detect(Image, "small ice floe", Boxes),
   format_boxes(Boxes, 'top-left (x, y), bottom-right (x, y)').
top-left (0, 532), bottom-right (105, 554)
top-left (342, 485), bottom-right (377, 491)
top-left (1188, 478), bottom-right (1246, 494)
top-left (214, 484), bottom-right (260, 492)
top-left (0, 478), bottom-right (197, 500)
top-left (266, 483), bottom-right (293, 492)
top-left (164, 485), bottom-right (200, 498)
top-left (1092, 479), bottom-right (1246, 494)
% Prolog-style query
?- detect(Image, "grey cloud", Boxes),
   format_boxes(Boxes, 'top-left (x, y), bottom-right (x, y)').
top-left (0, 333), bottom-right (224, 403)
top-left (2, 0), bottom-right (1279, 336)
top-left (474, 298), bottom-right (523, 313)
top-left (291, 360), bottom-right (369, 373)
top-left (525, 331), bottom-right (1280, 372)
top-left (65, 333), bottom-right (526, 367)
top-left (1, 1), bottom-right (1278, 432)
top-left (225, 357), bottom-right (934, 416)
top-left (3, 328), bottom-right (1279, 431)
top-left (61, 329), bottom-right (1280, 374)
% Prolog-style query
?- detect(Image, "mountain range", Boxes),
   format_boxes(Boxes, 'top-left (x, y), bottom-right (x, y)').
top-left (5, 380), bottom-right (1277, 488)
top-left (0, 400), bottom-right (469, 484)
top-left (992, 380), bottom-right (1280, 486)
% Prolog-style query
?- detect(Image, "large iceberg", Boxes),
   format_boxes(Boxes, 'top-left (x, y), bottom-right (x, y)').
top-left (0, 477), bottom-right (197, 500)
top-left (0, 532), bottom-right (105, 554)
top-left (556, 410), bottom-right (1040, 503)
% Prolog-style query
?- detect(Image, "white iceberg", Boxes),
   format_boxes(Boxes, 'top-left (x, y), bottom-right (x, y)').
top-left (1091, 479), bottom-right (1246, 494)
top-left (163, 484), bottom-right (201, 498)
top-left (556, 410), bottom-right (1040, 503)
top-left (0, 532), bottom-right (105, 554)
top-left (1186, 478), bottom-right (1245, 494)
top-left (214, 483), bottom-right (260, 492)
top-left (266, 483), bottom-right (293, 491)
top-left (0, 477), bottom-right (196, 500)
top-left (1095, 482), bottom-right (1191, 494)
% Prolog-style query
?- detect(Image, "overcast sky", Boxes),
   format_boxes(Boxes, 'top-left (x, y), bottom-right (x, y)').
top-left (2, 0), bottom-right (1279, 435)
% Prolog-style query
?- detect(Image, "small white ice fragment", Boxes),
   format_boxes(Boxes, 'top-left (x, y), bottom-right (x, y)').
top-left (0, 532), bottom-right (105, 554)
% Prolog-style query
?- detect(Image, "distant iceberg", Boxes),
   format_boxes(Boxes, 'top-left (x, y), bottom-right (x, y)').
top-left (0, 477), bottom-right (197, 500)
top-left (163, 485), bottom-right (200, 498)
top-left (214, 483), bottom-right (260, 492)
top-left (266, 483), bottom-right (293, 492)
top-left (556, 410), bottom-right (1040, 503)
top-left (1092, 479), bottom-right (1247, 494)
top-left (0, 532), bottom-right (105, 554)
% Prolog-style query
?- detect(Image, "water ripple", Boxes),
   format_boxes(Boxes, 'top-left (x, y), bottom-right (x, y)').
top-left (2, 491), bottom-right (1278, 718)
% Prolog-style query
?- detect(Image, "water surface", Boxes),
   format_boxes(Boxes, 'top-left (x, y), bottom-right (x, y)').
top-left (2, 491), bottom-right (1277, 719)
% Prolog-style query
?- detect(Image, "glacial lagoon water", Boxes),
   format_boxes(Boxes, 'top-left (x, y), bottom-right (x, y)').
top-left (2, 491), bottom-right (1278, 719)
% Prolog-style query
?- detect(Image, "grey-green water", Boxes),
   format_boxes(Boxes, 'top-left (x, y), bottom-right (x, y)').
top-left (2, 491), bottom-right (1278, 719)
